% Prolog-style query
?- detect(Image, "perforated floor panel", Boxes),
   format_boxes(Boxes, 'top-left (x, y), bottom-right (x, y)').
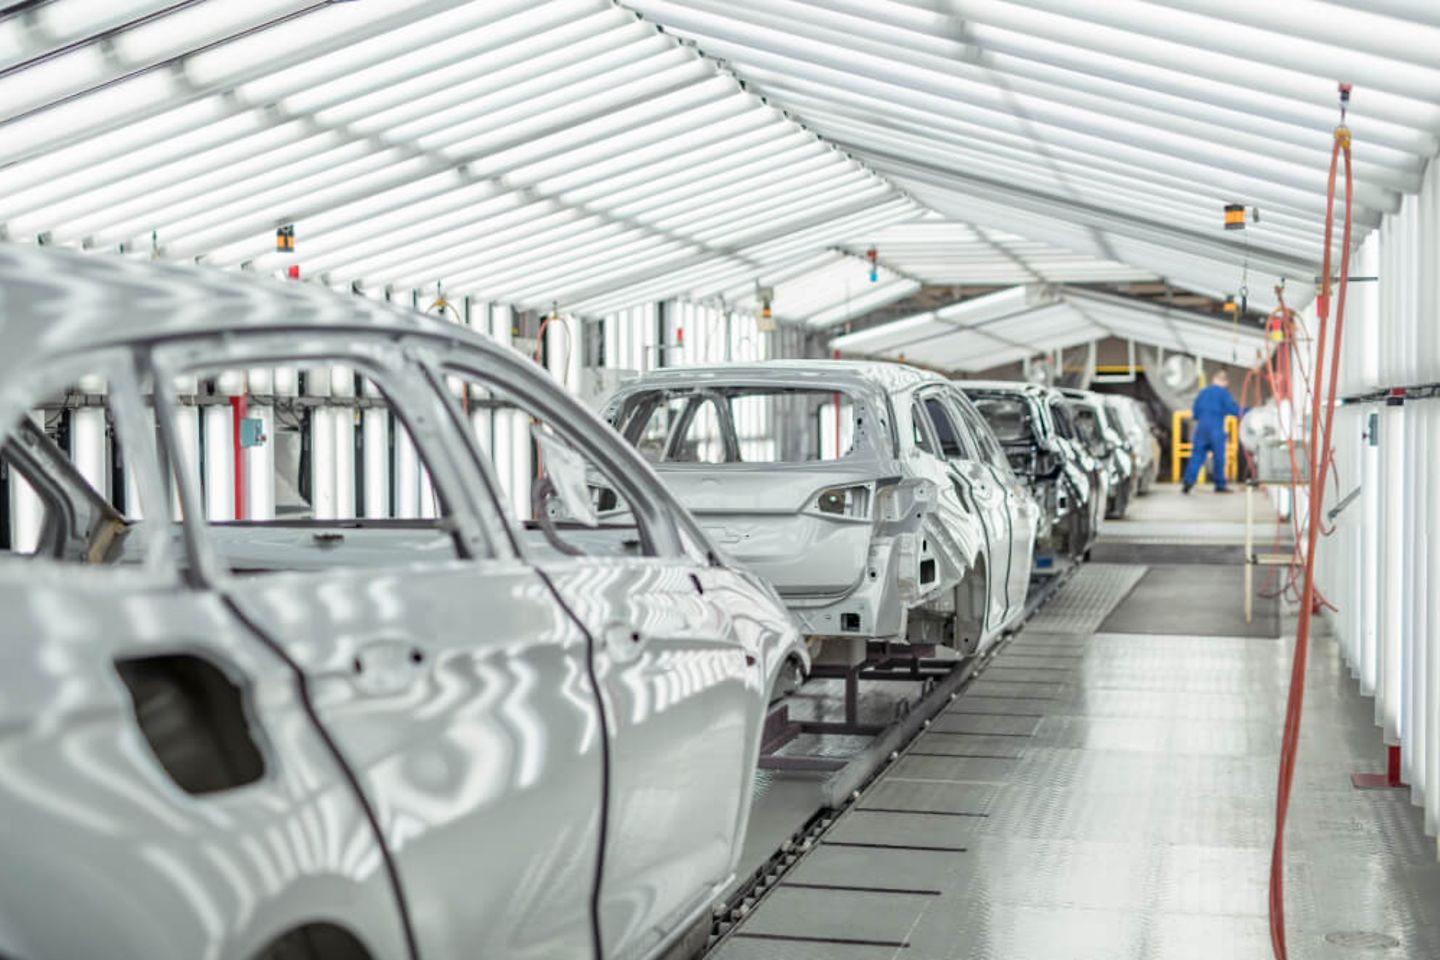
top-left (1019, 562), bottom-right (1147, 637)
top-left (714, 582), bottom-right (1440, 960)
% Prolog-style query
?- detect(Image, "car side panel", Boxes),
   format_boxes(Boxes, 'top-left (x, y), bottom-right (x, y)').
top-left (0, 565), bottom-right (409, 960)
top-left (224, 560), bottom-right (602, 960)
top-left (538, 557), bottom-right (758, 960)
top-left (948, 458), bottom-right (1011, 630)
top-left (950, 390), bottom-right (1040, 624)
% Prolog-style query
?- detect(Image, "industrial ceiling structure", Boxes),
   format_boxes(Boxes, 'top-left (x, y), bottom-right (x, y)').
top-left (829, 282), bottom-right (1269, 370)
top-left (2, 0), bottom-right (1438, 367)
top-left (625, 0), bottom-right (1440, 308)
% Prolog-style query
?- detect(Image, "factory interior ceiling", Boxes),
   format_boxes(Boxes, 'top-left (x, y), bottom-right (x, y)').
top-left (1, 0), bottom-right (1438, 355)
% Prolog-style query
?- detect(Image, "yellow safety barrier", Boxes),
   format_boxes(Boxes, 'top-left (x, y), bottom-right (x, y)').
top-left (1170, 410), bottom-right (1238, 484)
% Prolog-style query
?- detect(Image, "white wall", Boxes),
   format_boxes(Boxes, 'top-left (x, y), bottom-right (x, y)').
top-left (1317, 156), bottom-right (1440, 839)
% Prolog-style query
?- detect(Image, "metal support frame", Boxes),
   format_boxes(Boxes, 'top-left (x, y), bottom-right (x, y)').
top-left (755, 565), bottom-right (1077, 804)
top-left (1244, 480), bottom-right (1297, 624)
top-left (758, 646), bottom-right (959, 774)
top-left (756, 651), bottom-right (974, 803)
top-left (1171, 409), bottom-right (1239, 484)
top-left (707, 561), bottom-right (1080, 955)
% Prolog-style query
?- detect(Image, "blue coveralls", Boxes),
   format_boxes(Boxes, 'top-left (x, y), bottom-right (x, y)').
top-left (1183, 384), bottom-right (1240, 490)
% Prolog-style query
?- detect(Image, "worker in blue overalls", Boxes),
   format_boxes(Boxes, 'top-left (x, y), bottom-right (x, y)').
top-left (1182, 370), bottom-right (1240, 494)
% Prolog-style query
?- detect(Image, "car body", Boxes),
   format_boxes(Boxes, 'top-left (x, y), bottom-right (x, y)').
top-left (1101, 394), bottom-right (1160, 494)
top-left (603, 361), bottom-right (1040, 655)
top-left (959, 380), bottom-right (1100, 562)
top-left (1061, 388), bottom-right (1137, 519)
top-left (1043, 391), bottom-right (1109, 539)
top-left (0, 245), bottom-right (802, 960)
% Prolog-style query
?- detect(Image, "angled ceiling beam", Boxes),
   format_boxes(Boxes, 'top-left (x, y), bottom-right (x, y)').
top-left (859, 149), bottom-right (1322, 283)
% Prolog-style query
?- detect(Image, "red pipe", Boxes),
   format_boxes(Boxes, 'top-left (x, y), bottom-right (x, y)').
top-left (230, 393), bottom-right (247, 521)
top-left (1269, 121), bottom-right (1353, 960)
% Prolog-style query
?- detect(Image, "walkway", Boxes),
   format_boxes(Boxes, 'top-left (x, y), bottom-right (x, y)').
top-left (716, 487), bottom-right (1440, 959)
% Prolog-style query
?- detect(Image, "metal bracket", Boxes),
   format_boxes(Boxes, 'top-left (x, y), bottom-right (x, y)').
top-left (1327, 486), bottom-right (1362, 523)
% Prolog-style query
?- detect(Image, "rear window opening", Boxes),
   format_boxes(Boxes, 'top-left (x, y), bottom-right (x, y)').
top-left (615, 387), bottom-right (858, 464)
top-left (1072, 406), bottom-right (1110, 458)
top-left (438, 368), bottom-right (656, 560)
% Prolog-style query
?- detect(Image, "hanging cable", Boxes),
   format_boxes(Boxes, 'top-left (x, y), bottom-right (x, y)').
top-left (529, 305), bottom-right (577, 485)
top-left (1247, 291), bottom-right (1339, 610)
top-left (1269, 85), bottom-right (1354, 960)
top-left (533, 306), bottom-right (575, 389)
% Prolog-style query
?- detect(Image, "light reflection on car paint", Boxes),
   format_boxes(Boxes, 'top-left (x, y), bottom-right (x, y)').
top-left (605, 361), bottom-right (1039, 650)
top-left (0, 245), bottom-right (800, 960)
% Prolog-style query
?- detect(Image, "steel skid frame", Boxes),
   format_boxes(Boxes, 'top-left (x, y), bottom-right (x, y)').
top-left (756, 565), bottom-right (1075, 808)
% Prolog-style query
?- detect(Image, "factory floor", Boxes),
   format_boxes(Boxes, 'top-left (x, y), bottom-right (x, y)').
top-left (716, 485), bottom-right (1440, 959)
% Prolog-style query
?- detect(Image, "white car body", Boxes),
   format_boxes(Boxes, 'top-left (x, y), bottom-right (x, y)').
top-left (604, 361), bottom-right (1041, 654)
top-left (0, 245), bottom-right (801, 960)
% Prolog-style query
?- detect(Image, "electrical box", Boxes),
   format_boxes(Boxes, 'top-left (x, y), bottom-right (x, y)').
top-left (239, 418), bottom-right (267, 448)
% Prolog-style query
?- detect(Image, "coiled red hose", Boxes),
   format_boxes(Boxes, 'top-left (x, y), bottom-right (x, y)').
top-left (1268, 122), bottom-right (1353, 960)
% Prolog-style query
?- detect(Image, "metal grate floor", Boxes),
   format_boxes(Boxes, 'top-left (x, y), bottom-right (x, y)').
top-left (1019, 562), bottom-right (1147, 637)
top-left (714, 575), bottom-right (1440, 960)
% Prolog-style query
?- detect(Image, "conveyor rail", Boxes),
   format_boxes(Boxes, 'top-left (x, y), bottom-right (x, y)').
top-left (703, 560), bottom-right (1088, 956)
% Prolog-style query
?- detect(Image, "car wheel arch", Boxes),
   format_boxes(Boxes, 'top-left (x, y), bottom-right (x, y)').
top-left (251, 922), bottom-right (377, 960)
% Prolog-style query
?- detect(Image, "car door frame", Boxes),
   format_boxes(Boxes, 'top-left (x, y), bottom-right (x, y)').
top-left (914, 386), bottom-right (1009, 634)
top-left (934, 389), bottom-right (1019, 627)
top-left (1049, 394), bottom-right (1104, 536)
top-left (948, 387), bottom-right (1038, 622)
top-left (148, 329), bottom-right (615, 960)
top-left (420, 344), bottom-right (768, 960)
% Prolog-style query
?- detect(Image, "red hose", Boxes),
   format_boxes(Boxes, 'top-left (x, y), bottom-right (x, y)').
top-left (1269, 122), bottom-right (1352, 960)
top-left (230, 392), bottom-right (247, 521)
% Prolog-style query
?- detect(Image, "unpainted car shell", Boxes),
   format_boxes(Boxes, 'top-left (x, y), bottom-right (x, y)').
top-left (1041, 394), bottom-right (1108, 541)
top-left (1061, 388), bottom-right (1137, 520)
top-left (960, 381), bottom-right (1099, 560)
top-left (0, 245), bottom-right (802, 960)
top-left (604, 361), bottom-right (1040, 653)
top-left (1102, 394), bottom-right (1160, 493)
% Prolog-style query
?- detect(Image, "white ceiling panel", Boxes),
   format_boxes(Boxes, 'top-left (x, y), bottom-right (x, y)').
top-left (831, 283), bottom-right (1270, 371)
top-left (2, 0), bottom-right (1434, 328)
